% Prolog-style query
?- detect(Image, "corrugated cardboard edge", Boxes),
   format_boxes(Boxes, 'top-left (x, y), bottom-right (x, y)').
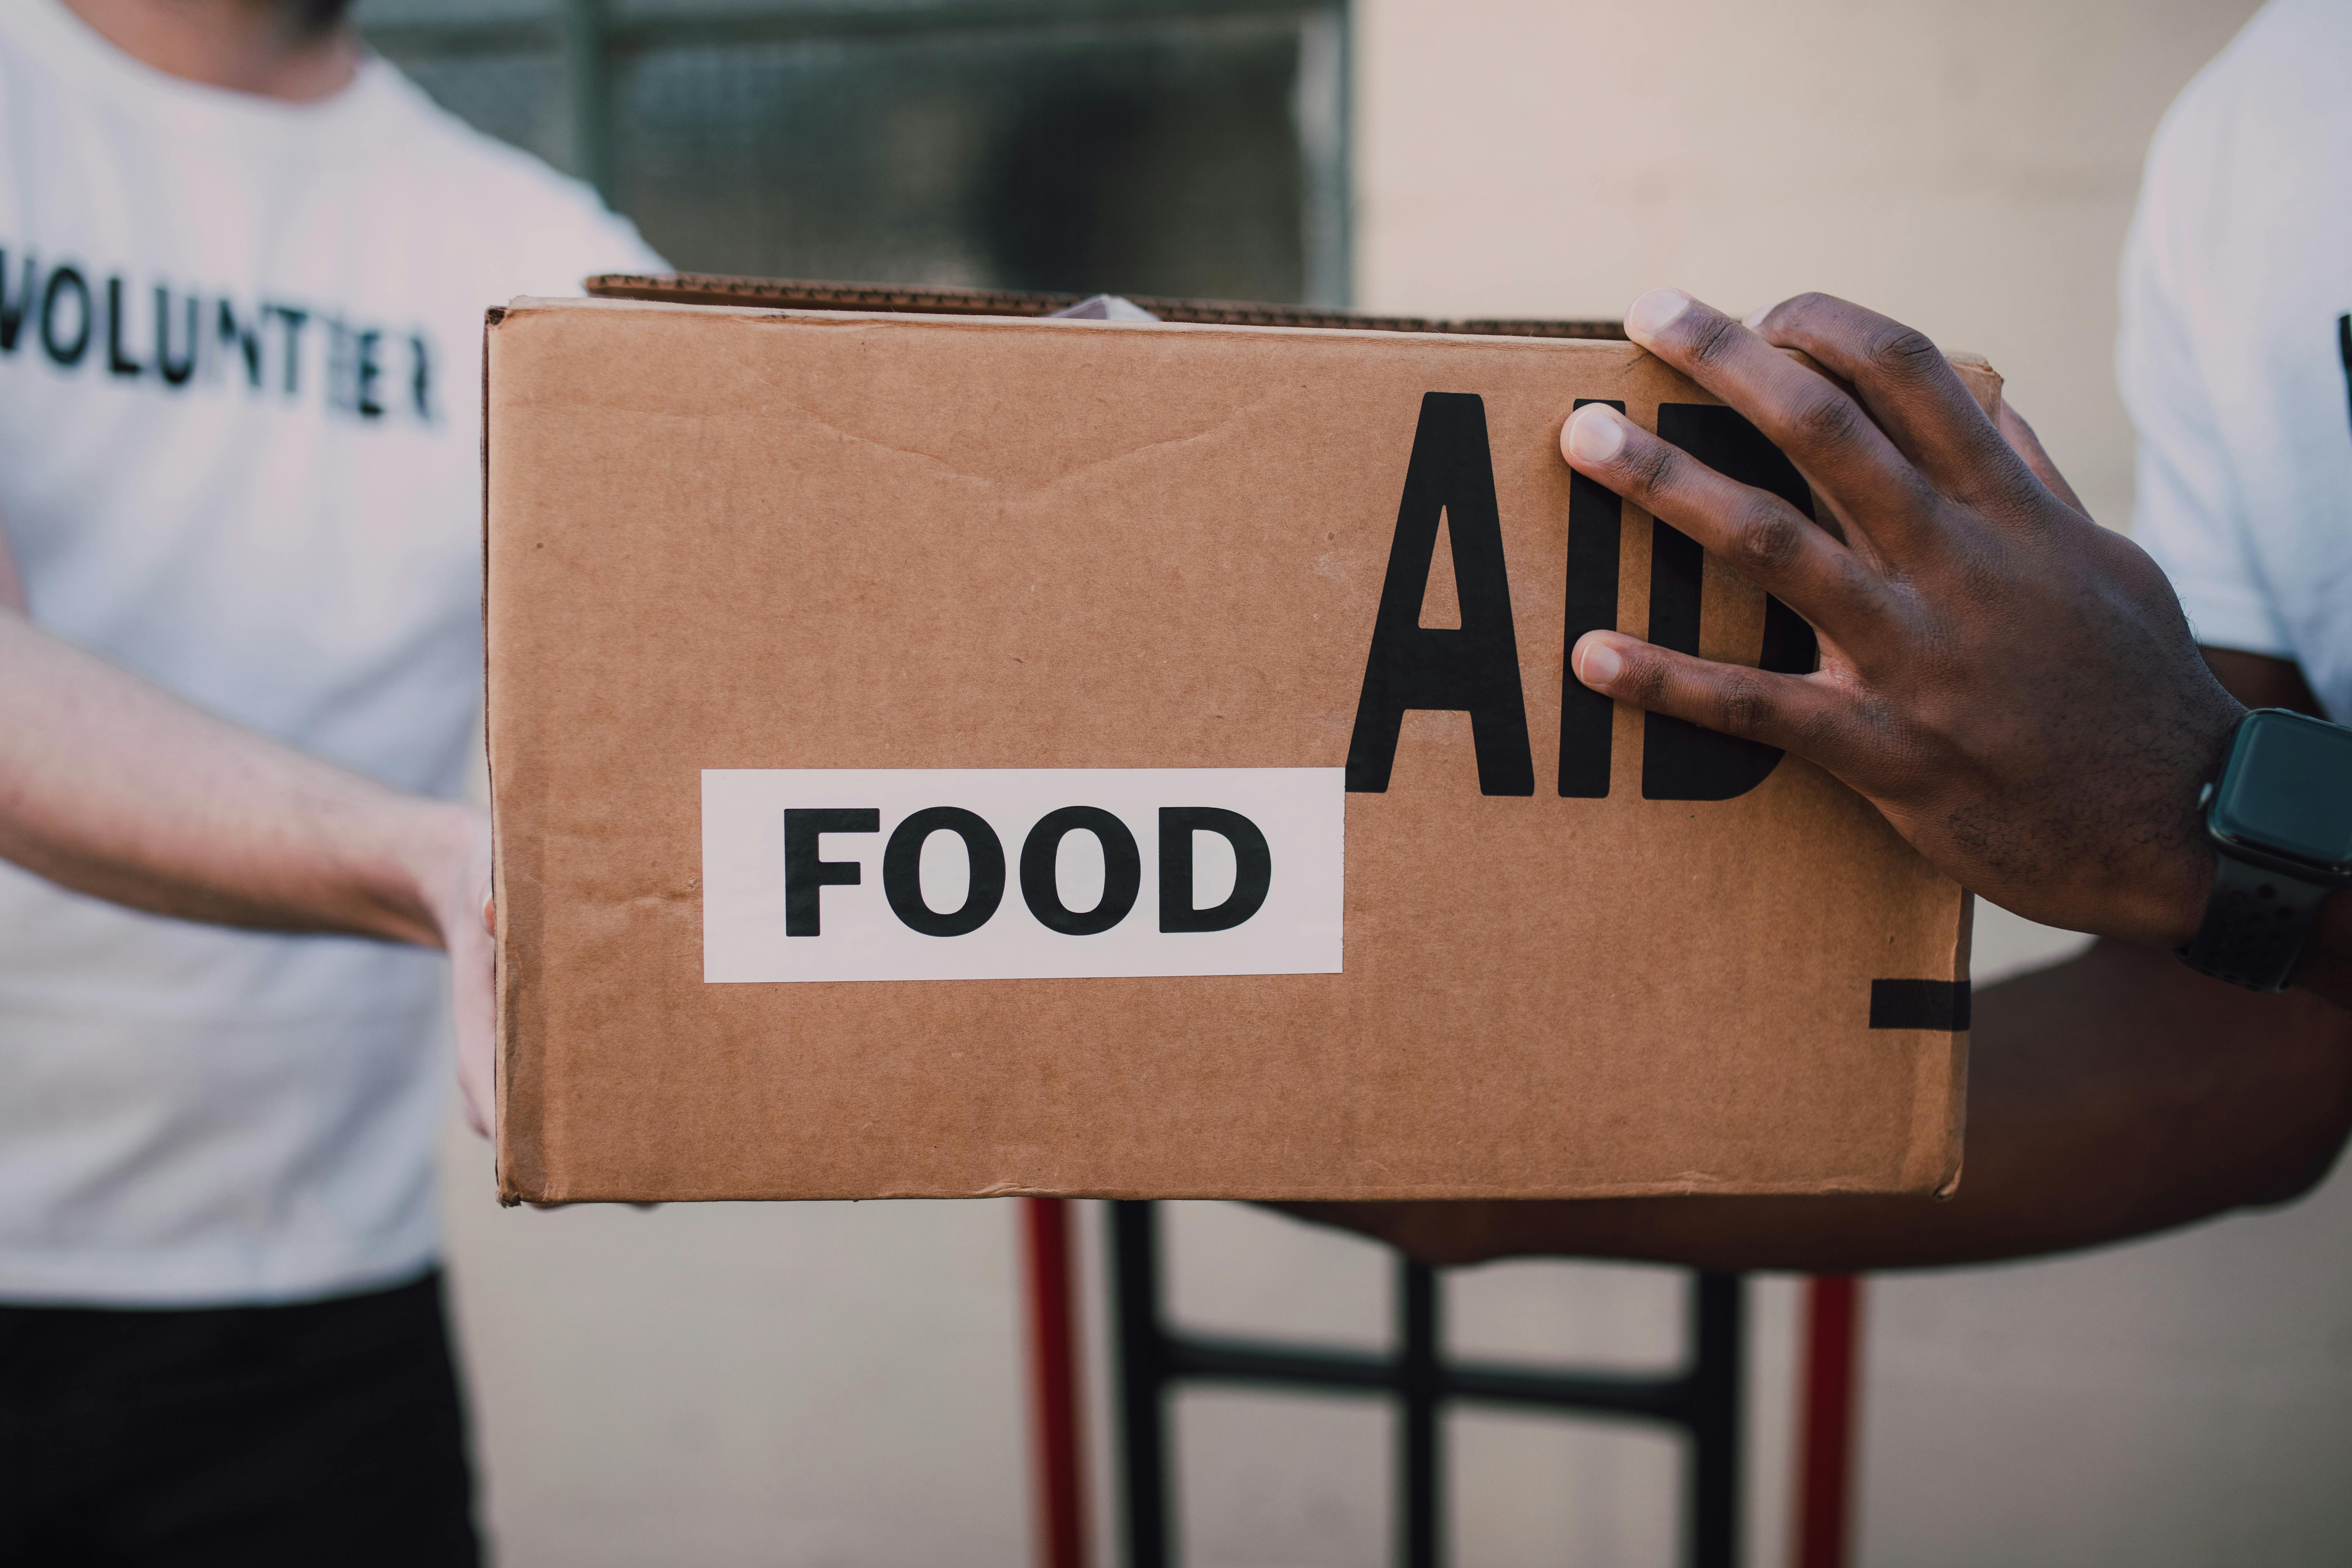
top-left (483, 306), bottom-right (506, 1201)
top-left (484, 304), bottom-right (547, 1207)
top-left (584, 270), bottom-right (1631, 341)
top-left (1933, 893), bottom-right (1975, 1200)
top-left (1910, 353), bottom-right (1998, 1203)
top-left (485, 299), bottom-right (1994, 1204)
top-left (494, 293), bottom-right (1648, 356)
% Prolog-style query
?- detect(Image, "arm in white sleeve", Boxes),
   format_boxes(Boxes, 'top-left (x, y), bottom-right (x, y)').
top-left (2117, 97), bottom-right (2294, 659)
top-left (0, 589), bottom-right (495, 1131)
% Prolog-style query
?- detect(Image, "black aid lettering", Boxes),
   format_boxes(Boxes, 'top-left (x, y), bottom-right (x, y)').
top-left (410, 332), bottom-right (432, 421)
top-left (1345, 392), bottom-right (1535, 795)
top-left (40, 266), bottom-right (89, 367)
top-left (1559, 397), bottom-right (1625, 798)
top-left (1640, 404), bottom-right (1820, 801)
top-left (105, 276), bottom-right (139, 377)
top-left (218, 301), bottom-right (263, 388)
top-left (783, 807), bottom-right (878, 936)
top-left (270, 305), bottom-right (307, 396)
top-left (1158, 807), bottom-right (1272, 933)
top-left (1868, 979), bottom-right (1971, 1031)
top-left (354, 329), bottom-right (384, 418)
top-left (0, 250), bottom-right (31, 354)
top-left (882, 807), bottom-right (1006, 937)
top-left (154, 286), bottom-right (196, 387)
top-left (1020, 807), bottom-right (1142, 935)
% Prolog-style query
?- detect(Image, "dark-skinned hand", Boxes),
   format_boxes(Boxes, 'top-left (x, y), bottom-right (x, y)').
top-left (1562, 289), bottom-right (2243, 949)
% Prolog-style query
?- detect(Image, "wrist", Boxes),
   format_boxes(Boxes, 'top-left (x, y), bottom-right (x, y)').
top-left (2147, 696), bottom-right (2246, 950)
top-left (377, 800), bottom-right (488, 952)
top-left (2175, 705), bottom-right (2352, 993)
top-left (2147, 848), bottom-right (2217, 955)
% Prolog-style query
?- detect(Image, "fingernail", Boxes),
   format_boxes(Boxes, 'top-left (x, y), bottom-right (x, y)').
top-left (1741, 304), bottom-right (1770, 329)
top-left (1624, 288), bottom-right (1693, 341)
top-left (1576, 637), bottom-right (1623, 687)
top-left (1564, 404), bottom-right (1626, 463)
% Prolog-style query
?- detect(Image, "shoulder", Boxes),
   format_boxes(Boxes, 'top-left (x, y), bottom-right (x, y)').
top-left (2145, 0), bottom-right (2352, 205)
top-left (2129, 0), bottom-right (2352, 314)
top-left (360, 60), bottom-right (667, 282)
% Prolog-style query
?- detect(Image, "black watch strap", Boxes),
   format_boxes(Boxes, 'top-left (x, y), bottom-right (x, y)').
top-left (2181, 851), bottom-right (2339, 993)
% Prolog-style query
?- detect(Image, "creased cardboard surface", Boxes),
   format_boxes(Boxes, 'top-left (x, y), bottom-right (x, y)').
top-left (487, 299), bottom-right (1974, 1203)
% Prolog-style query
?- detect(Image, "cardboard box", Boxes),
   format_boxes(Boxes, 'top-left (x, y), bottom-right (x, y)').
top-left (485, 292), bottom-right (1984, 1204)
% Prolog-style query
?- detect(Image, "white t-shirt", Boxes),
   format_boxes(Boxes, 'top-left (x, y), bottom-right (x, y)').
top-left (0, 1), bottom-right (664, 1305)
top-left (2122, 0), bottom-right (2352, 719)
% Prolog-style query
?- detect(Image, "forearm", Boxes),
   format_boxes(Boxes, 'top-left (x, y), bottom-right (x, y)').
top-left (0, 609), bottom-right (476, 948)
top-left (1285, 939), bottom-right (2352, 1271)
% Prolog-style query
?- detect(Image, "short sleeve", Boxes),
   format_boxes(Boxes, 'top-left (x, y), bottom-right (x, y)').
top-left (487, 177), bottom-right (670, 300)
top-left (2116, 101), bottom-right (2295, 658)
top-left (533, 198), bottom-right (670, 295)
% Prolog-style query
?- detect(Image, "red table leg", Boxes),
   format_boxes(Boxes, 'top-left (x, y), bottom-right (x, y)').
top-left (1023, 1196), bottom-right (1090, 1568)
top-left (1793, 1275), bottom-right (1863, 1568)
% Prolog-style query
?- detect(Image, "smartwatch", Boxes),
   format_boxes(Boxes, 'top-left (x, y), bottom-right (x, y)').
top-left (2182, 708), bottom-right (2352, 992)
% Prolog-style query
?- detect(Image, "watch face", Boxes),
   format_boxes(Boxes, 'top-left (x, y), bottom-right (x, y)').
top-left (2211, 709), bottom-right (2352, 869)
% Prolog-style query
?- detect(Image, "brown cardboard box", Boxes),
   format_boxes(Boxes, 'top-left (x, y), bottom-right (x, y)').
top-left (485, 293), bottom-right (1982, 1204)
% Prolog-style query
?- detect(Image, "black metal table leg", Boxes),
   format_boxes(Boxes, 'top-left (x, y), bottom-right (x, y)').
top-left (1113, 1202), bottom-right (1171, 1568)
top-left (1688, 1272), bottom-right (1744, 1568)
top-left (1108, 1202), bottom-right (1745, 1568)
top-left (1398, 1259), bottom-right (1440, 1568)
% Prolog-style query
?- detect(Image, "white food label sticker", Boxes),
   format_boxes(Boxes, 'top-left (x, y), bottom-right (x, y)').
top-left (701, 768), bottom-right (1345, 983)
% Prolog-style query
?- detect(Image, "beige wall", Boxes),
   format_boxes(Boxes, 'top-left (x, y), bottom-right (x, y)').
top-left (1353, 0), bottom-right (2264, 530)
top-left (441, 1139), bottom-right (1817, 1567)
top-left (443, 5), bottom-right (2352, 1565)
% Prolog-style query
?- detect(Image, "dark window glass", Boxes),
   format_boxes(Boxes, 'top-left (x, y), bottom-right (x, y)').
top-left (359, 0), bottom-right (1344, 305)
top-left (389, 49), bottom-right (570, 171)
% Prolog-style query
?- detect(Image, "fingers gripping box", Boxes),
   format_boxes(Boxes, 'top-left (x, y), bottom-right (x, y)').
top-left (484, 296), bottom-right (1980, 1204)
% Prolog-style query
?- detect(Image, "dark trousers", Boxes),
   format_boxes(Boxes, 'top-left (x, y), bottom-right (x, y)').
top-left (0, 1270), bottom-right (479, 1567)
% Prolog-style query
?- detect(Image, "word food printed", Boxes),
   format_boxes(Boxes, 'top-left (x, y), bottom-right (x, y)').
top-left (703, 768), bottom-right (1344, 983)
